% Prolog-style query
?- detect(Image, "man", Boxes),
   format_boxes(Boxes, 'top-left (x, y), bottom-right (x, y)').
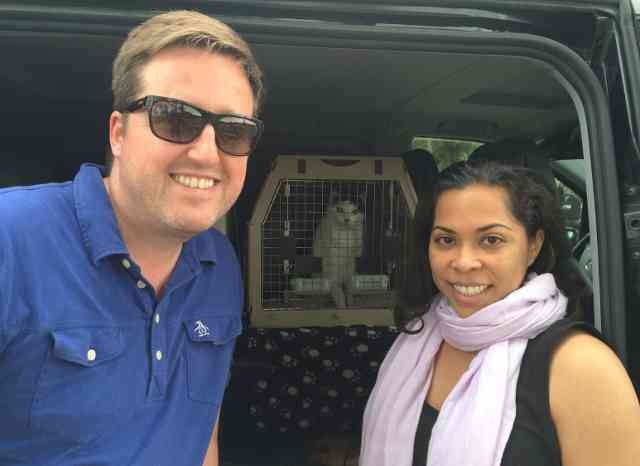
top-left (0, 10), bottom-right (263, 466)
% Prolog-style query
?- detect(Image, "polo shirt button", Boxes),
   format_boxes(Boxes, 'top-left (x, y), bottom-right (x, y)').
top-left (154, 313), bottom-right (160, 325)
top-left (122, 258), bottom-right (131, 269)
top-left (137, 280), bottom-right (146, 289)
top-left (87, 348), bottom-right (97, 362)
top-left (156, 350), bottom-right (163, 361)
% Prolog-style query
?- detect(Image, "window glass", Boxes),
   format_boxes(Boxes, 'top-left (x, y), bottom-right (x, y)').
top-left (412, 137), bottom-right (482, 170)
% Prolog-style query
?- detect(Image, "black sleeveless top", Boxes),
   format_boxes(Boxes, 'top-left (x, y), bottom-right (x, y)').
top-left (412, 319), bottom-right (603, 466)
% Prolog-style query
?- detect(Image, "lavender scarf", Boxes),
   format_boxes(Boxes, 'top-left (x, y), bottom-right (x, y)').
top-left (360, 273), bottom-right (567, 466)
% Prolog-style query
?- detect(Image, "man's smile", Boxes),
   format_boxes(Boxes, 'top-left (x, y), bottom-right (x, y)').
top-left (170, 173), bottom-right (219, 190)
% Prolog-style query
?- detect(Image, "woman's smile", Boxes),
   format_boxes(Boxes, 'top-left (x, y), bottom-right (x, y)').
top-left (450, 283), bottom-right (491, 296)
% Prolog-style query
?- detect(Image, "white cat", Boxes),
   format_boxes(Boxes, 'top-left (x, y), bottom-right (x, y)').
top-left (312, 199), bottom-right (364, 308)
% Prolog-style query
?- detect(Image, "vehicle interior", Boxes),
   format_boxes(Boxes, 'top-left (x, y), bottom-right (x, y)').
top-left (1, 2), bottom-right (639, 465)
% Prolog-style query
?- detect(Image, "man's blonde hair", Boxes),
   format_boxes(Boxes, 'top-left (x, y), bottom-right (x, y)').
top-left (112, 10), bottom-right (264, 114)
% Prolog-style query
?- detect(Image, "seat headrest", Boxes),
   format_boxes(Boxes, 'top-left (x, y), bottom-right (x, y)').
top-left (401, 149), bottom-right (439, 199)
top-left (468, 137), bottom-right (556, 193)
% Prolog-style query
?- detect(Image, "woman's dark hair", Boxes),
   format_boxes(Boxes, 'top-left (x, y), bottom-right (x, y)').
top-left (396, 160), bottom-right (588, 332)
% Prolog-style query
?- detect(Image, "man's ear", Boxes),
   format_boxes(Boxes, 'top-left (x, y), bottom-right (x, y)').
top-left (109, 111), bottom-right (125, 159)
top-left (528, 229), bottom-right (545, 267)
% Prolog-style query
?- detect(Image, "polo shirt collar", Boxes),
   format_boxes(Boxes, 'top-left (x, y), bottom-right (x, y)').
top-left (74, 163), bottom-right (218, 266)
top-left (182, 227), bottom-right (218, 269)
top-left (74, 164), bottom-right (127, 264)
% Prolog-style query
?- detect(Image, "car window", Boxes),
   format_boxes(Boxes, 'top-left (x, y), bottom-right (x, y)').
top-left (412, 137), bottom-right (482, 171)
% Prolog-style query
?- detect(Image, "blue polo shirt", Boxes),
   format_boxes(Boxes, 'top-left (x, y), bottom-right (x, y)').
top-left (0, 164), bottom-right (243, 465)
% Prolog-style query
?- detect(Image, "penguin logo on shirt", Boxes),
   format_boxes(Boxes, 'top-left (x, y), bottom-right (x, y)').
top-left (194, 320), bottom-right (210, 338)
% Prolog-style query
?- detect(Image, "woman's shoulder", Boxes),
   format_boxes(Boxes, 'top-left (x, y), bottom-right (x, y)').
top-left (552, 334), bottom-right (606, 383)
top-left (543, 318), bottom-right (631, 414)
top-left (515, 319), bottom-right (607, 424)
top-left (523, 318), bottom-right (601, 364)
top-left (547, 321), bottom-right (640, 466)
top-left (519, 318), bottom-right (632, 421)
top-left (548, 322), bottom-right (626, 394)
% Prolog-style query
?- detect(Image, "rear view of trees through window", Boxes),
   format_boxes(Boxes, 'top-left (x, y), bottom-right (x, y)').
top-left (412, 137), bottom-right (482, 170)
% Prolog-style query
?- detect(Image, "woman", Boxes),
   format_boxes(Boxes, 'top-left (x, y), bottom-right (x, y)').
top-left (360, 161), bottom-right (640, 466)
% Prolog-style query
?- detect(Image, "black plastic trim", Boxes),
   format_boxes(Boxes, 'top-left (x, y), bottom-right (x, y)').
top-left (124, 0), bottom-right (621, 16)
top-left (0, 2), bottom-right (600, 39)
top-left (616, 0), bottom-right (640, 157)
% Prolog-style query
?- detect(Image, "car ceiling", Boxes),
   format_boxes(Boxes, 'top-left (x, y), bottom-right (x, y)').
top-left (0, 23), bottom-right (578, 175)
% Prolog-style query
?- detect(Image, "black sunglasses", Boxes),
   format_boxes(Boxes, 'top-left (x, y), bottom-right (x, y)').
top-left (122, 95), bottom-right (263, 156)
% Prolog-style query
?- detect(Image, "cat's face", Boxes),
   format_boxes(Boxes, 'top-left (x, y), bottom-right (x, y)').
top-left (328, 200), bottom-right (363, 227)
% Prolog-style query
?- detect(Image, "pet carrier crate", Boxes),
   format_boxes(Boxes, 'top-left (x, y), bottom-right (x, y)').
top-left (248, 156), bottom-right (418, 328)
